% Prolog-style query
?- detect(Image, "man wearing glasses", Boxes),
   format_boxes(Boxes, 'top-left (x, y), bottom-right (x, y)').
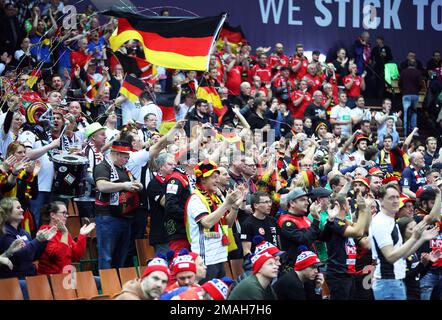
top-left (241, 192), bottom-right (280, 258)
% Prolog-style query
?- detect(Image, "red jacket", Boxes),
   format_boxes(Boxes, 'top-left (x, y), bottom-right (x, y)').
top-left (37, 225), bottom-right (87, 275)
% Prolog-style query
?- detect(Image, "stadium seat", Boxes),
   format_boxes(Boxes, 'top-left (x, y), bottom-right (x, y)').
top-left (49, 273), bottom-right (77, 300)
top-left (99, 269), bottom-right (122, 296)
top-left (135, 239), bottom-right (155, 266)
top-left (75, 271), bottom-right (99, 299)
top-left (119, 267), bottom-right (138, 285)
top-left (138, 266), bottom-right (146, 277)
top-left (0, 277), bottom-right (24, 300)
top-left (89, 294), bottom-right (112, 300)
top-left (26, 275), bottom-right (53, 300)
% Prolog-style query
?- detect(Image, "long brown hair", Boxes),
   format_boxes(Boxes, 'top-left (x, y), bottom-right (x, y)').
top-left (6, 141), bottom-right (26, 158)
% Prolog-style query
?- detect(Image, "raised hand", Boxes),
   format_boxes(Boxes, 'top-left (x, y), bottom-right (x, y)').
top-left (327, 202), bottom-right (340, 221)
top-left (310, 201), bottom-right (322, 220)
top-left (80, 222), bottom-right (96, 235)
top-left (7, 239), bottom-right (25, 255)
top-left (36, 226), bottom-right (58, 242)
top-left (56, 220), bottom-right (68, 235)
top-left (421, 224), bottom-right (440, 241)
top-left (0, 256), bottom-right (13, 270)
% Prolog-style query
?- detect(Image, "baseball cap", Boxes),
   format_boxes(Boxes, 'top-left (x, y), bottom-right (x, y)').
top-left (311, 187), bottom-right (332, 200)
top-left (194, 160), bottom-right (220, 178)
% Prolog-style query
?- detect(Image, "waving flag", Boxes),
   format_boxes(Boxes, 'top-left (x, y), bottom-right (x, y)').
top-left (119, 74), bottom-right (146, 103)
top-left (196, 86), bottom-right (227, 118)
top-left (106, 9), bottom-right (226, 71)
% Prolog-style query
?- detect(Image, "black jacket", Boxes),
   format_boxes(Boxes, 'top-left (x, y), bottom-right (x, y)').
top-left (164, 168), bottom-right (192, 241)
top-left (273, 270), bottom-right (322, 300)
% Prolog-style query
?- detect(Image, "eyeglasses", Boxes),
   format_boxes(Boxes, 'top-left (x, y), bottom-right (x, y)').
top-left (57, 211), bottom-right (69, 217)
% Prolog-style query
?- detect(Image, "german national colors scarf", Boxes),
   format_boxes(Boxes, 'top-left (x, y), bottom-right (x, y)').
top-left (105, 9), bottom-right (227, 71)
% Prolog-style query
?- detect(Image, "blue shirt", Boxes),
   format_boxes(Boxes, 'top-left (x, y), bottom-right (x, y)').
top-left (87, 37), bottom-right (106, 59)
top-left (400, 165), bottom-right (426, 193)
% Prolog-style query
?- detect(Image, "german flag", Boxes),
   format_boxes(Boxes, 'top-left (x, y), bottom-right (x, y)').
top-left (155, 92), bottom-right (177, 135)
top-left (196, 86), bottom-right (227, 118)
top-left (119, 74), bottom-right (146, 103)
top-left (217, 23), bottom-right (247, 54)
top-left (26, 68), bottom-right (41, 89)
top-left (105, 9), bottom-right (226, 71)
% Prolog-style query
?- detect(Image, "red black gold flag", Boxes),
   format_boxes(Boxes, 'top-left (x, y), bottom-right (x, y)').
top-left (119, 74), bottom-right (146, 103)
top-left (219, 23), bottom-right (246, 44)
top-left (106, 9), bottom-right (226, 71)
top-left (196, 86), bottom-right (227, 118)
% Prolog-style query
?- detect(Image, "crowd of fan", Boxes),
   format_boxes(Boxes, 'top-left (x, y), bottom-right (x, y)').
top-left (1, 1), bottom-right (442, 300)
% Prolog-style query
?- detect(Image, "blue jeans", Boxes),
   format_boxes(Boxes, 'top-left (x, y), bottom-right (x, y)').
top-left (96, 214), bottom-right (132, 270)
top-left (420, 271), bottom-right (442, 300)
top-left (372, 278), bottom-right (407, 300)
top-left (402, 95), bottom-right (419, 136)
top-left (29, 191), bottom-right (52, 228)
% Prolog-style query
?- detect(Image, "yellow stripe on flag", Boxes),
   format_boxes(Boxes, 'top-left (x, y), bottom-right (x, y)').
top-left (196, 87), bottom-right (223, 109)
top-left (109, 29), bottom-right (209, 71)
top-left (159, 121), bottom-right (176, 136)
top-left (119, 87), bottom-right (139, 103)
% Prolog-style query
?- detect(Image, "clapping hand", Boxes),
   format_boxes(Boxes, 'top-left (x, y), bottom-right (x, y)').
top-left (7, 239), bottom-right (25, 255)
top-left (309, 201), bottom-right (322, 220)
top-left (80, 223), bottom-right (96, 236)
top-left (36, 226), bottom-right (58, 242)
top-left (327, 202), bottom-right (340, 221)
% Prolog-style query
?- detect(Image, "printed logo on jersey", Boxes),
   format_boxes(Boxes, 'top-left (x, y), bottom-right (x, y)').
top-left (345, 238), bottom-right (357, 274)
top-left (259, 228), bottom-right (265, 236)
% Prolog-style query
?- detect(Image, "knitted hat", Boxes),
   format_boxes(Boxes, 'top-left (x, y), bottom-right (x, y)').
top-left (141, 257), bottom-right (170, 280)
top-left (172, 251), bottom-right (197, 275)
top-left (252, 236), bottom-right (283, 257)
top-left (194, 160), bottom-right (220, 178)
top-left (201, 277), bottom-right (233, 300)
top-left (294, 250), bottom-right (323, 271)
top-left (251, 252), bottom-right (275, 274)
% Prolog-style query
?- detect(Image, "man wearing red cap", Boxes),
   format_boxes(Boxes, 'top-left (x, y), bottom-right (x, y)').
top-left (273, 249), bottom-right (324, 300)
top-left (185, 160), bottom-right (246, 281)
top-left (164, 252), bottom-right (199, 293)
top-left (114, 257), bottom-right (170, 300)
top-left (228, 252), bottom-right (278, 300)
top-left (94, 140), bottom-right (143, 269)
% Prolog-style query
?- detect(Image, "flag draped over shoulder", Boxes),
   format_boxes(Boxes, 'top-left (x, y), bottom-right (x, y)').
top-left (196, 86), bottom-right (227, 118)
top-left (105, 9), bottom-right (227, 71)
top-left (119, 74), bottom-right (146, 103)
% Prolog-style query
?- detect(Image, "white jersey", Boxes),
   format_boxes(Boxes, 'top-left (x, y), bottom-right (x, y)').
top-left (186, 194), bottom-right (228, 266)
top-left (369, 211), bottom-right (406, 280)
top-left (18, 130), bottom-right (54, 192)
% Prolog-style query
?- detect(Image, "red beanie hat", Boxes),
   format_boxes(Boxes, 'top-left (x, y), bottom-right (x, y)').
top-left (254, 239), bottom-right (281, 257)
top-left (201, 278), bottom-right (230, 300)
top-left (172, 254), bottom-right (197, 275)
top-left (251, 252), bottom-right (275, 274)
top-left (141, 257), bottom-right (170, 280)
top-left (294, 250), bottom-right (323, 271)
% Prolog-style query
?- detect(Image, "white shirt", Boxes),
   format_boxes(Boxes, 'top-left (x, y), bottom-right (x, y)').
top-left (369, 211), bottom-right (406, 280)
top-left (137, 102), bottom-right (163, 130)
top-left (105, 127), bottom-right (119, 144)
top-left (330, 105), bottom-right (352, 137)
top-left (127, 149), bottom-right (150, 181)
top-left (18, 131), bottom-right (54, 192)
top-left (350, 107), bottom-right (372, 122)
top-left (186, 194), bottom-right (228, 266)
top-left (175, 103), bottom-right (192, 121)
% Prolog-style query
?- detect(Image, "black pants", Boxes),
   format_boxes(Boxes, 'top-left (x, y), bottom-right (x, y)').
top-left (326, 272), bottom-right (354, 300)
top-left (201, 262), bottom-right (226, 284)
top-left (125, 208), bottom-right (148, 266)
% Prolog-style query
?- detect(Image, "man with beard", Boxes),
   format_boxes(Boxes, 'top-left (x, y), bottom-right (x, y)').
top-left (273, 249), bottom-right (325, 300)
top-left (376, 134), bottom-right (410, 177)
top-left (268, 43), bottom-right (290, 74)
top-left (114, 256), bottom-right (170, 300)
top-left (290, 44), bottom-right (309, 81)
top-left (346, 134), bottom-right (369, 166)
